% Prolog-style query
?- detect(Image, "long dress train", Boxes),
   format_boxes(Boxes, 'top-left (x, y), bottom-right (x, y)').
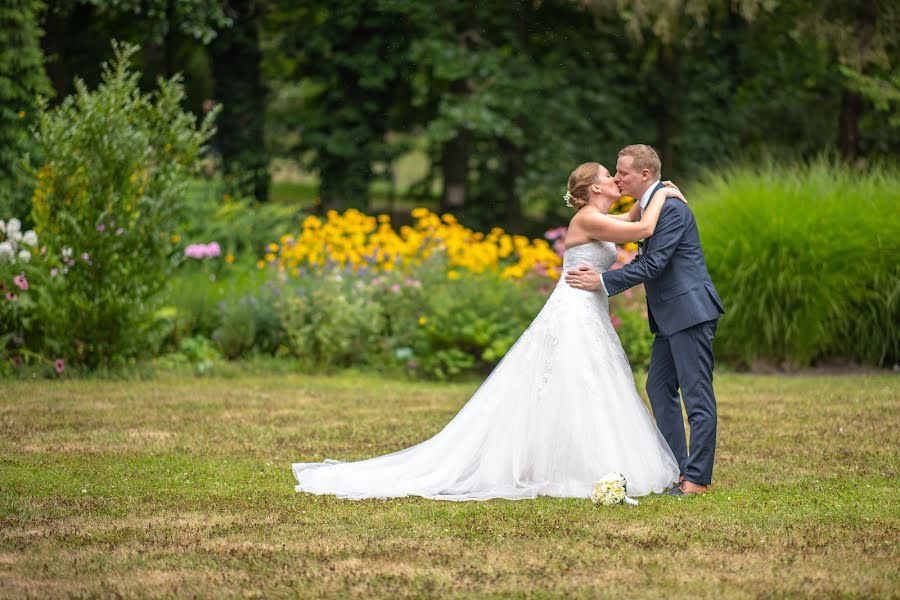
top-left (292, 241), bottom-right (679, 500)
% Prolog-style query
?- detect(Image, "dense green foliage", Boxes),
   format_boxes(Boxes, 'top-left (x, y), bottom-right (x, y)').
top-left (0, 0), bottom-right (53, 220)
top-left (692, 159), bottom-right (899, 367)
top-left (26, 42), bottom-right (217, 368)
top-left (0, 3), bottom-right (896, 374)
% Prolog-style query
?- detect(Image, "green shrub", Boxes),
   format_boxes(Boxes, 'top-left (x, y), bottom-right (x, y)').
top-left (691, 158), bottom-right (899, 367)
top-left (28, 41), bottom-right (218, 368)
top-left (609, 288), bottom-right (653, 370)
top-left (277, 272), bottom-right (387, 370)
top-left (177, 178), bottom-right (303, 258)
top-left (404, 264), bottom-right (548, 379)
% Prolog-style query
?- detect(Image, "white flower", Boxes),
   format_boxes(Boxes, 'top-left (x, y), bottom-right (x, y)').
top-left (6, 218), bottom-right (20, 235)
top-left (22, 230), bottom-right (38, 247)
top-left (0, 219), bottom-right (5, 234)
top-left (10, 230), bottom-right (22, 243)
top-left (17, 249), bottom-right (31, 263)
top-left (0, 242), bottom-right (13, 262)
top-left (62, 247), bottom-right (73, 259)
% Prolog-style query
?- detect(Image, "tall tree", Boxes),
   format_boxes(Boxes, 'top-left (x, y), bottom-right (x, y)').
top-left (209, 0), bottom-right (269, 202)
top-left (264, 1), bottom-right (415, 210)
top-left (0, 0), bottom-right (53, 220)
top-left (583, 0), bottom-right (776, 173)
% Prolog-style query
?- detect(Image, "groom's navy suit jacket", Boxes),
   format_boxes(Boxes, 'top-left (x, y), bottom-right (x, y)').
top-left (602, 183), bottom-right (724, 336)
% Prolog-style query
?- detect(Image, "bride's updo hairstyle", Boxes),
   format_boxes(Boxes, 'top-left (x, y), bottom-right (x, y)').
top-left (566, 162), bottom-right (601, 210)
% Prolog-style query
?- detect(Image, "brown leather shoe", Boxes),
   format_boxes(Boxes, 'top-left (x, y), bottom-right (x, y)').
top-left (667, 480), bottom-right (709, 497)
top-left (680, 481), bottom-right (708, 494)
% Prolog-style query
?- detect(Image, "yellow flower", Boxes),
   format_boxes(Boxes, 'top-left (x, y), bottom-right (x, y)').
top-left (225, 254), bottom-right (235, 264)
top-left (418, 316), bottom-right (427, 326)
top-left (264, 253), bottom-right (276, 262)
top-left (257, 260), bottom-right (266, 269)
top-left (267, 243), bottom-right (279, 252)
top-left (378, 214), bottom-right (391, 224)
top-left (171, 234), bottom-right (181, 243)
top-left (447, 270), bottom-right (460, 280)
top-left (17, 111), bottom-right (25, 119)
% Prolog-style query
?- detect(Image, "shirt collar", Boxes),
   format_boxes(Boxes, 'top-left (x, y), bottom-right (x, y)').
top-left (639, 180), bottom-right (662, 211)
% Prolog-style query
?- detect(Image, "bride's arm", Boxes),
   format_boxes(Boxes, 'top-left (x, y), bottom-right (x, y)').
top-left (580, 186), bottom-right (687, 244)
top-left (606, 202), bottom-right (641, 222)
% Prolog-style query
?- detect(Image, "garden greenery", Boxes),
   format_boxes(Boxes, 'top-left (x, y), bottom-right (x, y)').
top-left (692, 158), bottom-right (899, 368)
top-left (26, 41), bottom-right (218, 368)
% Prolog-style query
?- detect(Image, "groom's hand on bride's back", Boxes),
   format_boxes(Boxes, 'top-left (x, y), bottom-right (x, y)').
top-left (565, 265), bottom-right (602, 291)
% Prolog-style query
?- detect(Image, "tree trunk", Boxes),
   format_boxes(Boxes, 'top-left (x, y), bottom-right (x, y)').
top-left (440, 131), bottom-right (469, 211)
top-left (837, 0), bottom-right (876, 160)
top-left (837, 90), bottom-right (863, 160)
top-left (501, 141), bottom-right (525, 234)
top-left (39, 5), bottom-right (68, 101)
top-left (164, 0), bottom-right (176, 77)
top-left (656, 44), bottom-right (678, 173)
top-left (209, 0), bottom-right (270, 202)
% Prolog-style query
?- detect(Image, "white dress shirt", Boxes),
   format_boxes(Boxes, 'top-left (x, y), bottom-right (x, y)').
top-left (598, 180), bottom-right (661, 296)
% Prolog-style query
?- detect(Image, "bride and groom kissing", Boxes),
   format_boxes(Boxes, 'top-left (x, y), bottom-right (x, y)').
top-left (293, 144), bottom-right (725, 501)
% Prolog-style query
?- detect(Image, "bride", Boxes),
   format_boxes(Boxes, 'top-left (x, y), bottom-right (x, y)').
top-left (293, 162), bottom-right (683, 500)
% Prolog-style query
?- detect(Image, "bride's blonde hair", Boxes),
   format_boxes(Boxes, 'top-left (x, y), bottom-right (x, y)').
top-left (566, 162), bottom-right (601, 209)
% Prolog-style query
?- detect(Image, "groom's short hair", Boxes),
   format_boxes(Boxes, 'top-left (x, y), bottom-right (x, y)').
top-left (618, 144), bottom-right (661, 178)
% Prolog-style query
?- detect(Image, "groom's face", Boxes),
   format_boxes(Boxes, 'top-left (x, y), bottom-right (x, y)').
top-left (614, 156), bottom-right (651, 199)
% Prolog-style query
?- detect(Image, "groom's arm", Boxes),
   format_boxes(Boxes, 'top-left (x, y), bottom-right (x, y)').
top-left (600, 201), bottom-right (686, 297)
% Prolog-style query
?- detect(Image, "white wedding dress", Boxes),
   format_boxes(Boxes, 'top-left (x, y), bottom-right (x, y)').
top-left (293, 241), bottom-right (679, 500)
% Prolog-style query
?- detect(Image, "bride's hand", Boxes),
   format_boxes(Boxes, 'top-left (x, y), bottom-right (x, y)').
top-left (661, 180), bottom-right (687, 204)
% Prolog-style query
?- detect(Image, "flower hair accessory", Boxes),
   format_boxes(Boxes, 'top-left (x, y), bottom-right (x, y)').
top-left (563, 190), bottom-right (574, 208)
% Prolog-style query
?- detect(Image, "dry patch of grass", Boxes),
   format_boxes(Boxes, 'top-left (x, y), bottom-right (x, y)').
top-left (1, 372), bottom-right (898, 598)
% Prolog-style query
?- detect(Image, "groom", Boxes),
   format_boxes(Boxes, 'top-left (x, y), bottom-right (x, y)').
top-left (565, 144), bottom-right (725, 496)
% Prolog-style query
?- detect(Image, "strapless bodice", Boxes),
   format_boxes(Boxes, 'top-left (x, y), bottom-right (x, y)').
top-left (561, 241), bottom-right (617, 273)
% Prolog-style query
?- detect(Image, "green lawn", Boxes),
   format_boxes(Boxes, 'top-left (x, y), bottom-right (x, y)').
top-left (1, 372), bottom-right (898, 598)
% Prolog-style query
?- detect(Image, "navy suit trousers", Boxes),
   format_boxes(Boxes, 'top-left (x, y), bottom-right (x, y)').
top-left (646, 319), bottom-right (718, 485)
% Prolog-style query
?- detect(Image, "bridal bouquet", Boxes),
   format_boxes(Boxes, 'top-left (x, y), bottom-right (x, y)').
top-left (591, 473), bottom-right (638, 506)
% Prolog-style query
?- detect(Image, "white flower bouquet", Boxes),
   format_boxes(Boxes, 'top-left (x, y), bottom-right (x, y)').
top-left (591, 472), bottom-right (638, 506)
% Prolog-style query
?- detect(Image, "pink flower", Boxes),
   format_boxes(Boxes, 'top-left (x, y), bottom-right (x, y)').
top-left (115, 228), bottom-right (124, 236)
top-left (610, 314), bottom-right (622, 330)
top-left (391, 284), bottom-right (401, 293)
top-left (54, 358), bottom-right (64, 374)
top-left (552, 239), bottom-right (566, 257)
top-left (5, 292), bottom-right (16, 301)
top-left (96, 223), bottom-right (106, 232)
top-left (184, 242), bottom-right (221, 259)
top-left (81, 252), bottom-right (90, 262)
top-left (50, 268), bottom-right (59, 277)
top-left (545, 226), bottom-right (567, 241)
top-left (13, 274), bottom-right (28, 290)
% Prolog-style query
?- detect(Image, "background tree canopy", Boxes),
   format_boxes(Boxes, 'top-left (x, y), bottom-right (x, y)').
top-left (8, 0), bottom-right (900, 231)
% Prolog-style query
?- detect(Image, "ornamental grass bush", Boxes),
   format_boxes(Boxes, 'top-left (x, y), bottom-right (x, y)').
top-left (27, 41), bottom-right (217, 368)
top-left (691, 158), bottom-right (899, 368)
